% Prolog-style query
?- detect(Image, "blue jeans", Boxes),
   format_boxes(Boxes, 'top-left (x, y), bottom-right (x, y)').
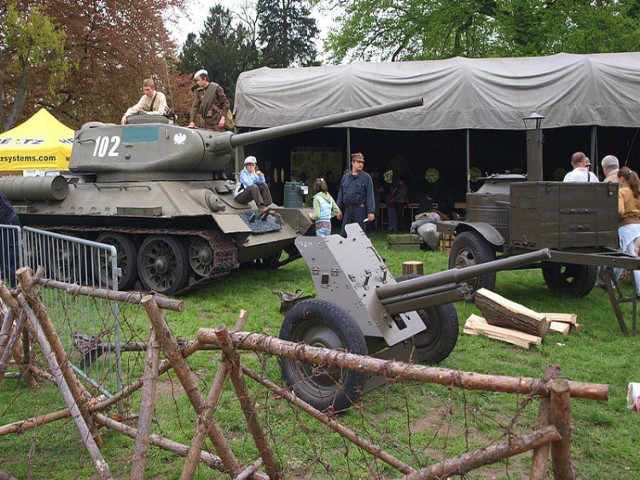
top-left (316, 227), bottom-right (331, 238)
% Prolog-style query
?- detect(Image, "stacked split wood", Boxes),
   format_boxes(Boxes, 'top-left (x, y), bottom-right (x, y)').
top-left (464, 288), bottom-right (579, 348)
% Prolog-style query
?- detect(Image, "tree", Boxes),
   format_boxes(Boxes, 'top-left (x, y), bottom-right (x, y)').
top-left (177, 5), bottom-right (260, 105)
top-left (1, 0), bottom-right (190, 130)
top-left (257, 0), bottom-right (320, 67)
top-left (323, 0), bottom-right (640, 63)
top-left (0, 2), bottom-right (70, 131)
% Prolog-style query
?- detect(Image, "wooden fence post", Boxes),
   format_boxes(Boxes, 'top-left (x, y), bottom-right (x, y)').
top-left (550, 378), bottom-right (575, 479)
top-left (531, 365), bottom-right (561, 479)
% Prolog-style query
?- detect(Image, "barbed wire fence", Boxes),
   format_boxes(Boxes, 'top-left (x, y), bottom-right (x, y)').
top-left (0, 261), bottom-right (607, 479)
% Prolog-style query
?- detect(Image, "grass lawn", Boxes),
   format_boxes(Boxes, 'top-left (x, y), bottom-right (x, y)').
top-left (1, 231), bottom-right (639, 479)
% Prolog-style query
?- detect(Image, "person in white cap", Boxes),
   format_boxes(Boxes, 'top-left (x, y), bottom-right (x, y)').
top-left (121, 78), bottom-right (168, 125)
top-left (188, 69), bottom-right (231, 132)
top-left (235, 156), bottom-right (273, 216)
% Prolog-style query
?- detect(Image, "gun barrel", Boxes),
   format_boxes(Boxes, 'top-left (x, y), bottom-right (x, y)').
top-left (230, 97), bottom-right (424, 148)
top-left (376, 248), bottom-right (551, 301)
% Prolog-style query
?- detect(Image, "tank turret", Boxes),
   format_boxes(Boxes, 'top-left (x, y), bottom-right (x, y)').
top-left (2, 98), bottom-right (423, 295)
top-left (70, 98), bottom-right (423, 182)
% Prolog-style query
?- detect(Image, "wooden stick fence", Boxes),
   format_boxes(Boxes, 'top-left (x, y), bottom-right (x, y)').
top-left (0, 268), bottom-right (608, 479)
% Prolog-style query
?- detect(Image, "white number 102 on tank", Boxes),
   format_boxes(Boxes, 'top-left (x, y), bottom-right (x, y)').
top-left (92, 136), bottom-right (121, 157)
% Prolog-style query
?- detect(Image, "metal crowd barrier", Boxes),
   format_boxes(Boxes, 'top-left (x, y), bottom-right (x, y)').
top-left (2, 226), bottom-right (123, 398)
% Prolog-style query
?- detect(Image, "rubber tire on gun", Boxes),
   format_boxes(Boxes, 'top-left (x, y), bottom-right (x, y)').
top-left (396, 274), bottom-right (459, 363)
top-left (279, 299), bottom-right (368, 412)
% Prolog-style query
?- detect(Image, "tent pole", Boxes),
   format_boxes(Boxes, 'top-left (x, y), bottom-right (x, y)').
top-left (590, 126), bottom-right (598, 176)
top-left (346, 127), bottom-right (351, 172)
top-left (466, 129), bottom-right (471, 192)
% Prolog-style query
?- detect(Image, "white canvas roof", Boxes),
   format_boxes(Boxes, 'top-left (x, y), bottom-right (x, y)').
top-left (234, 52), bottom-right (640, 131)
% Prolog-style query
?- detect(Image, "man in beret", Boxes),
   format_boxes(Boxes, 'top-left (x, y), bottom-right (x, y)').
top-left (188, 69), bottom-right (231, 132)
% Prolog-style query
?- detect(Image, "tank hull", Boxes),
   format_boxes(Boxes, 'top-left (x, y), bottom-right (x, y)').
top-left (8, 175), bottom-right (311, 295)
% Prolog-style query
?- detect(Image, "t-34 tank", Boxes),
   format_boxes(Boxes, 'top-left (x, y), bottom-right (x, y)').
top-left (0, 98), bottom-right (423, 295)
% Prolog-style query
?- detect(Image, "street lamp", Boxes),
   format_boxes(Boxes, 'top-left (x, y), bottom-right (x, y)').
top-left (523, 113), bottom-right (544, 182)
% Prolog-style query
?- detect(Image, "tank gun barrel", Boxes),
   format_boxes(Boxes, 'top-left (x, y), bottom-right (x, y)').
top-left (229, 97), bottom-right (424, 148)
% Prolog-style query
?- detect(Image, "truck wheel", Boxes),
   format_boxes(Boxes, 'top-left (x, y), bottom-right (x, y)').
top-left (542, 263), bottom-right (597, 297)
top-left (137, 235), bottom-right (189, 295)
top-left (396, 275), bottom-right (459, 363)
top-left (279, 299), bottom-right (368, 412)
top-left (448, 231), bottom-right (496, 293)
top-left (96, 233), bottom-right (138, 290)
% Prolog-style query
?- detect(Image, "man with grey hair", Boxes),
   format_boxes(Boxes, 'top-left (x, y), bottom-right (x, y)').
top-left (601, 155), bottom-right (620, 183)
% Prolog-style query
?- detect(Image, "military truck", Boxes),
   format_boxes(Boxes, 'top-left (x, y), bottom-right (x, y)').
top-left (437, 156), bottom-right (633, 298)
top-left (0, 98), bottom-right (423, 295)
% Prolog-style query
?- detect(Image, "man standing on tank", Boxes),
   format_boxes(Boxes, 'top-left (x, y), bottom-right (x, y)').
top-left (188, 69), bottom-right (230, 132)
top-left (337, 152), bottom-right (376, 237)
top-left (120, 78), bottom-right (168, 125)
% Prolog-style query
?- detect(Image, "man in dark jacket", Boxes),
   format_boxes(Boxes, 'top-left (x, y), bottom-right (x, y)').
top-left (336, 152), bottom-right (375, 237)
top-left (0, 192), bottom-right (20, 287)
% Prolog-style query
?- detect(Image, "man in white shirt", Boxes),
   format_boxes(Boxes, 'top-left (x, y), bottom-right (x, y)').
top-left (563, 151), bottom-right (599, 182)
top-left (121, 78), bottom-right (168, 125)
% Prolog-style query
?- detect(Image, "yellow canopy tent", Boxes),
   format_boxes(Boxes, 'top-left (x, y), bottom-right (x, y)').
top-left (0, 109), bottom-right (74, 171)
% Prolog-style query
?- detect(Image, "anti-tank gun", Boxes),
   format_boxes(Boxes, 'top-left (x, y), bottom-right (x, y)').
top-left (0, 98), bottom-right (424, 296)
top-left (277, 223), bottom-right (552, 411)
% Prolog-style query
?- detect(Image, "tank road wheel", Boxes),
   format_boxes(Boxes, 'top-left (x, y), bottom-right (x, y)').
top-left (279, 299), bottom-right (368, 412)
top-left (137, 235), bottom-right (189, 296)
top-left (96, 232), bottom-right (138, 290)
top-left (542, 263), bottom-right (597, 297)
top-left (448, 231), bottom-right (496, 294)
top-left (188, 236), bottom-right (215, 277)
top-left (396, 274), bottom-right (459, 363)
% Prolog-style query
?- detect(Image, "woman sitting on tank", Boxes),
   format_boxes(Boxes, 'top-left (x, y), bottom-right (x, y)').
top-left (235, 156), bottom-right (273, 216)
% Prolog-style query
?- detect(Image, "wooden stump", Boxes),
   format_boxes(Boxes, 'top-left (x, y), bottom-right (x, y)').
top-left (475, 288), bottom-right (550, 337)
top-left (402, 261), bottom-right (423, 276)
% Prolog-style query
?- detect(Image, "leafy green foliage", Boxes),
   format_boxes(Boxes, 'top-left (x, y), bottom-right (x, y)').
top-left (257, 0), bottom-right (320, 67)
top-left (0, 2), bottom-right (71, 131)
top-left (325, 0), bottom-right (640, 62)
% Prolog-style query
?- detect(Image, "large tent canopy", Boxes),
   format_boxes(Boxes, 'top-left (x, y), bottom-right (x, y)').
top-left (234, 52), bottom-right (640, 131)
top-left (0, 109), bottom-right (74, 171)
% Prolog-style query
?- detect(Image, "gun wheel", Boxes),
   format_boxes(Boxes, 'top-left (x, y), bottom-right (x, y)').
top-left (279, 299), bottom-right (367, 412)
top-left (396, 274), bottom-right (459, 363)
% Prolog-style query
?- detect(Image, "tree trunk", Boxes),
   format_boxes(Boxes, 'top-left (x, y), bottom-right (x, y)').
top-left (475, 288), bottom-right (550, 337)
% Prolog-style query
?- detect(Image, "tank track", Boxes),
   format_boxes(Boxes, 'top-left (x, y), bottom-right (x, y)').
top-left (31, 225), bottom-right (238, 295)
